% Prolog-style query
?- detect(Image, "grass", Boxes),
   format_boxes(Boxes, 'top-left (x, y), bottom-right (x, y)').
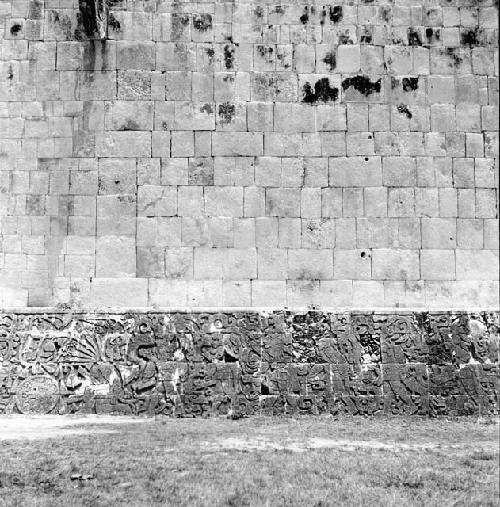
top-left (0, 416), bottom-right (498, 507)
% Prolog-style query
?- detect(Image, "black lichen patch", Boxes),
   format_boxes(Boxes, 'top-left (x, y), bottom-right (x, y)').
top-left (342, 75), bottom-right (381, 96)
top-left (276, 50), bottom-right (290, 69)
top-left (446, 48), bottom-right (463, 66)
top-left (171, 13), bottom-right (189, 40)
top-left (223, 45), bottom-right (234, 69)
top-left (257, 45), bottom-right (273, 57)
top-left (380, 6), bottom-right (391, 23)
top-left (10, 24), bottom-right (22, 36)
top-left (360, 28), bottom-right (372, 44)
top-left (218, 103), bottom-right (235, 124)
top-left (329, 6), bottom-right (343, 23)
top-left (193, 13), bottom-right (212, 31)
top-left (425, 27), bottom-right (440, 44)
top-left (322, 51), bottom-right (336, 71)
top-left (7, 64), bottom-right (13, 80)
top-left (107, 13), bottom-right (121, 31)
top-left (338, 30), bottom-right (354, 45)
top-left (461, 28), bottom-right (481, 46)
top-left (397, 104), bottom-right (412, 119)
top-left (302, 78), bottom-right (338, 104)
top-left (254, 5), bottom-right (264, 18)
top-left (402, 77), bottom-right (419, 92)
top-left (205, 47), bottom-right (215, 58)
top-left (300, 6), bottom-right (309, 24)
top-left (407, 28), bottom-right (422, 46)
top-left (200, 103), bottom-right (213, 114)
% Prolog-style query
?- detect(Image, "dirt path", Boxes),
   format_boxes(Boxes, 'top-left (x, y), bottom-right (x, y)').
top-left (202, 436), bottom-right (499, 453)
top-left (0, 415), bottom-right (149, 440)
top-left (0, 416), bottom-right (498, 456)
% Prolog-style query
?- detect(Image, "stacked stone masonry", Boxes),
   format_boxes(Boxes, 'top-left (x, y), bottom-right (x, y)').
top-left (0, 0), bottom-right (498, 308)
top-left (0, 311), bottom-right (498, 416)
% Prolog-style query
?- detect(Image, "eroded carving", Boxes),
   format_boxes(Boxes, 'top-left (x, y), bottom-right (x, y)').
top-left (0, 311), bottom-right (497, 416)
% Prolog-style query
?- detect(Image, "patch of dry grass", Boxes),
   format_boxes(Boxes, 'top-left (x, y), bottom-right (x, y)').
top-left (0, 416), bottom-right (498, 507)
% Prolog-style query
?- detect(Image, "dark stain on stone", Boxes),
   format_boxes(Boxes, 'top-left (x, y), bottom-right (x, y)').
top-left (329, 6), bottom-right (343, 23)
top-left (276, 51), bottom-right (290, 69)
top-left (77, 0), bottom-right (108, 39)
top-left (254, 6), bottom-right (264, 18)
top-left (461, 29), bottom-right (479, 46)
top-left (218, 103), bottom-right (235, 124)
top-left (193, 13), bottom-right (212, 31)
top-left (342, 75), bottom-right (381, 96)
top-left (28, 0), bottom-right (44, 20)
top-left (320, 7), bottom-right (327, 24)
top-left (274, 6), bottom-right (285, 15)
top-left (171, 13), bottom-right (189, 40)
top-left (397, 104), bottom-right (413, 119)
top-left (122, 119), bottom-right (140, 131)
top-left (338, 32), bottom-right (353, 45)
top-left (380, 6), bottom-right (391, 23)
top-left (200, 103), bottom-right (213, 114)
top-left (402, 77), bottom-right (419, 92)
top-left (300, 6), bottom-right (309, 24)
top-left (108, 13), bottom-right (120, 31)
top-left (82, 39), bottom-right (99, 70)
top-left (322, 51), bottom-right (336, 71)
top-left (10, 24), bottom-right (22, 36)
top-left (224, 35), bottom-right (239, 47)
top-left (223, 45), bottom-right (234, 70)
top-left (205, 47), bottom-right (215, 58)
top-left (425, 27), bottom-right (440, 43)
top-left (302, 78), bottom-right (339, 104)
top-left (407, 28), bottom-right (422, 46)
top-left (257, 45), bottom-right (273, 57)
top-left (447, 48), bottom-right (463, 66)
top-left (7, 65), bottom-right (13, 80)
top-left (360, 28), bottom-right (372, 44)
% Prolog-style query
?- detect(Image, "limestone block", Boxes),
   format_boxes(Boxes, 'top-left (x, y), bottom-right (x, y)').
top-left (372, 249), bottom-right (420, 280)
top-left (251, 280), bottom-right (286, 306)
top-left (91, 278), bottom-right (148, 307)
top-left (97, 195), bottom-right (136, 236)
top-left (138, 185), bottom-right (177, 217)
top-left (212, 132), bottom-right (263, 156)
top-left (204, 187), bottom-right (243, 217)
top-left (96, 132), bottom-right (151, 158)
top-left (287, 249), bottom-right (333, 280)
top-left (96, 236), bottom-right (136, 277)
top-left (105, 101), bottom-right (153, 131)
top-left (456, 250), bottom-right (499, 280)
top-left (257, 249), bottom-right (287, 280)
top-left (330, 157), bottom-right (382, 187)
top-left (421, 250), bottom-right (456, 280)
top-left (422, 218), bottom-right (457, 249)
top-left (266, 188), bottom-right (301, 217)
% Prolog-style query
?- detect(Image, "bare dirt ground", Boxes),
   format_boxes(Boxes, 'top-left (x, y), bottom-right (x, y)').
top-left (0, 415), bottom-right (150, 441)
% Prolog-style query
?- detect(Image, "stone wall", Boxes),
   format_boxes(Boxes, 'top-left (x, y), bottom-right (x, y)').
top-left (0, 0), bottom-right (498, 309)
top-left (0, 311), bottom-right (498, 416)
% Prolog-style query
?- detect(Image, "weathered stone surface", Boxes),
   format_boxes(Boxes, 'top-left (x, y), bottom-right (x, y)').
top-left (0, 311), bottom-right (497, 417)
top-left (0, 0), bottom-right (498, 309)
